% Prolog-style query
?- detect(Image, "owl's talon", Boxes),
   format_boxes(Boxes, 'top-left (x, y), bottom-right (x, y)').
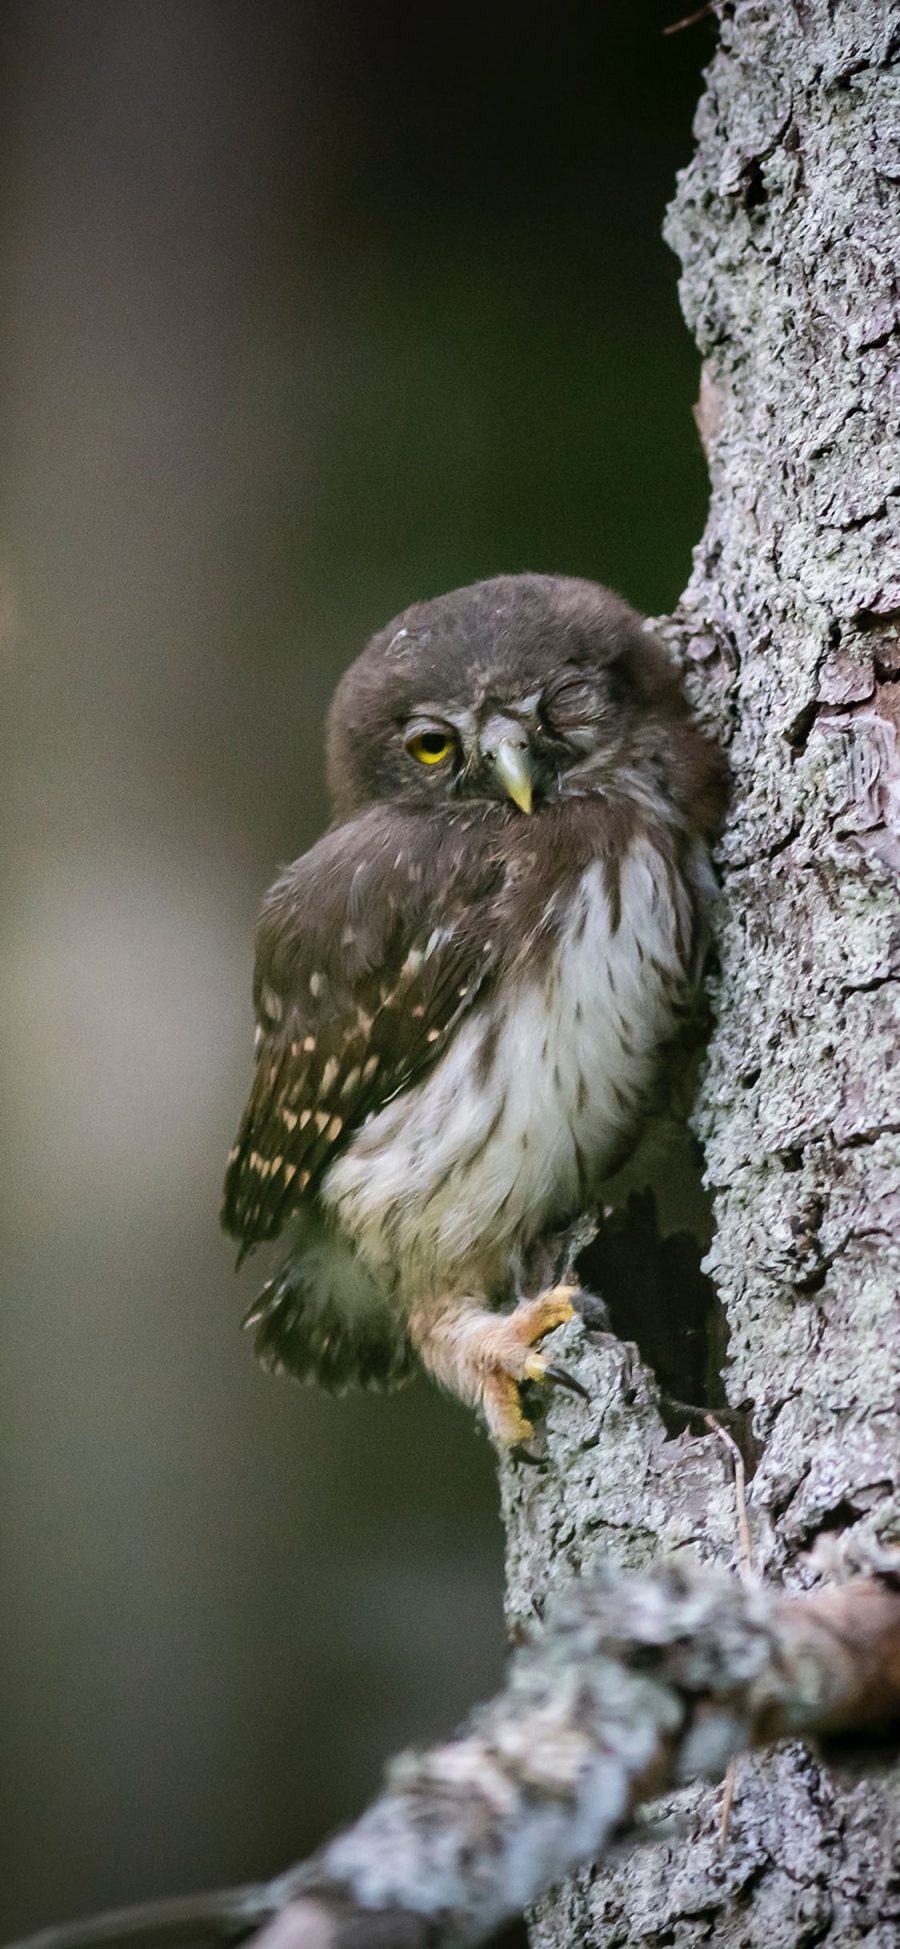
top-left (510, 1442), bottom-right (548, 1470)
top-left (522, 1352), bottom-right (588, 1399)
top-left (539, 1362), bottom-right (591, 1401)
top-left (481, 1284), bottom-right (586, 1447)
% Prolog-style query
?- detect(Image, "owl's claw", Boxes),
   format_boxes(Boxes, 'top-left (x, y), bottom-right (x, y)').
top-left (509, 1441), bottom-right (548, 1469)
top-left (481, 1283), bottom-right (586, 1448)
top-left (533, 1361), bottom-right (591, 1402)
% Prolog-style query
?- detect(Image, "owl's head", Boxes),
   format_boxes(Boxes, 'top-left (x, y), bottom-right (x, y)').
top-left (326, 574), bottom-right (723, 832)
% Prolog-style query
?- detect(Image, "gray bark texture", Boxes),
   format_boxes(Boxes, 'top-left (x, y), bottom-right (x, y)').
top-left (502, 4), bottom-right (900, 1945)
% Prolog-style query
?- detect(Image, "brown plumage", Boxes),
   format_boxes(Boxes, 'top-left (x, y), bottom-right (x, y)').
top-left (223, 574), bottom-right (725, 1444)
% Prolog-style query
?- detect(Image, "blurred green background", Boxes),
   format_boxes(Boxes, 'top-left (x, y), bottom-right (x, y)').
top-left (1, 1), bottom-right (712, 1933)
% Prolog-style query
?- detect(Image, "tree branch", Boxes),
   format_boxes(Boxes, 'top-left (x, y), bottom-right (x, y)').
top-left (10, 1564), bottom-right (899, 1949)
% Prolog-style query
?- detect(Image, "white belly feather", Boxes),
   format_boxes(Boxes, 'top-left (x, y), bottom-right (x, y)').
top-left (322, 840), bottom-right (693, 1295)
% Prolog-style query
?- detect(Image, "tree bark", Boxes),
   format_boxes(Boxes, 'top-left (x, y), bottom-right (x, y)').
top-left (502, 4), bottom-right (900, 1943)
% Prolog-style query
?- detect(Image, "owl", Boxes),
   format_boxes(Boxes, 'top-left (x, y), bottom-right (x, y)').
top-left (222, 575), bottom-right (724, 1449)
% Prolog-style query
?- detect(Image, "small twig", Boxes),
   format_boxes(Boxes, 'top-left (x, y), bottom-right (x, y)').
top-left (662, 2), bottom-right (718, 34)
top-left (659, 1392), bottom-right (744, 1431)
top-left (705, 1411), bottom-right (755, 1584)
top-left (3, 1891), bottom-right (278, 1949)
top-left (718, 1759), bottom-right (737, 1855)
top-left (704, 1411), bottom-right (757, 1849)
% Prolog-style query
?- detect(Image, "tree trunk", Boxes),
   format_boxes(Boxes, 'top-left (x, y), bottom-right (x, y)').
top-left (502, 4), bottom-right (900, 1943)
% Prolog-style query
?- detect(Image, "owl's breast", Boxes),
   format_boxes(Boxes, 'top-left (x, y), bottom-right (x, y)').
top-left (321, 837), bottom-right (698, 1294)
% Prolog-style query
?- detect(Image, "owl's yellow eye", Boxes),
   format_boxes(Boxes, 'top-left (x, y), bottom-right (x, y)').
top-left (406, 730), bottom-right (453, 766)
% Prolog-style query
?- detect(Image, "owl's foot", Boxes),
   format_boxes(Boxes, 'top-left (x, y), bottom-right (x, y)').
top-left (482, 1285), bottom-right (586, 1447)
top-left (411, 1284), bottom-right (586, 1449)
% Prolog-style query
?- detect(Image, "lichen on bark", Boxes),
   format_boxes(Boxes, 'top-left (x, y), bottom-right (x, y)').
top-left (503, 4), bottom-right (900, 1942)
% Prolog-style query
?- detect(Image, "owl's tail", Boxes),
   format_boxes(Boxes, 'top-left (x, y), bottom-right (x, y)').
top-left (243, 1223), bottom-right (415, 1395)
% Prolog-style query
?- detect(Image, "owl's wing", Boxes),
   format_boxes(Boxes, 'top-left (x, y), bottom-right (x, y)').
top-left (222, 805), bottom-right (504, 1253)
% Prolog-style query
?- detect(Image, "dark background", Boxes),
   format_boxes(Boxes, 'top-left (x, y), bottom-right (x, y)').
top-left (1, 2), bottom-right (713, 1933)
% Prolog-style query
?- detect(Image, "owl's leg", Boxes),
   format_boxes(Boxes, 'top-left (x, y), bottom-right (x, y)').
top-left (410, 1286), bottom-right (584, 1447)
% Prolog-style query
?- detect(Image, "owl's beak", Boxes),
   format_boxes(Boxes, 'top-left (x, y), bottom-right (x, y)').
top-left (493, 739), bottom-right (534, 814)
